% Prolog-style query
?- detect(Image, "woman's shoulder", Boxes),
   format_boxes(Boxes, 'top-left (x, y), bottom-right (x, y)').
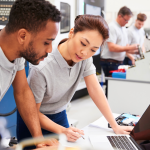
top-left (77, 57), bottom-right (93, 68)
top-left (84, 57), bottom-right (93, 63)
top-left (29, 53), bottom-right (56, 73)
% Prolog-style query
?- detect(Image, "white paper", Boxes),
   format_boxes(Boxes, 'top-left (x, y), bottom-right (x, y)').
top-left (89, 114), bottom-right (120, 130)
top-left (59, 126), bottom-right (92, 148)
top-left (59, 137), bottom-right (87, 147)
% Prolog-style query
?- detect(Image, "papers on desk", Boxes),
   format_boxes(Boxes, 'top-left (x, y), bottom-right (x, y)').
top-left (59, 126), bottom-right (92, 148)
top-left (89, 119), bottom-right (112, 131)
top-left (88, 114), bottom-right (121, 150)
top-left (89, 114), bottom-right (120, 130)
top-left (59, 114), bottom-right (120, 149)
top-left (59, 137), bottom-right (86, 147)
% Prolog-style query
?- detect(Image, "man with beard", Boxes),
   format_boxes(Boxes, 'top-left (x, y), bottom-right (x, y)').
top-left (0, 0), bottom-right (61, 148)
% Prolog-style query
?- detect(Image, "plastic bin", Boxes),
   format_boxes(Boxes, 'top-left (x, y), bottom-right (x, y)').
top-left (112, 72), bottom-right (126, 79)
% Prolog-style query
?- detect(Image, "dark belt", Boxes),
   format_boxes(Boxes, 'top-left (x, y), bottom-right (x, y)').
top-left (100, 58), bottom-right (123, 64)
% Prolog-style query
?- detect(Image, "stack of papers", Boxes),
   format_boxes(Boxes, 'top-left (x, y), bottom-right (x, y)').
top-left (89, 114), bottom-right (120, 130)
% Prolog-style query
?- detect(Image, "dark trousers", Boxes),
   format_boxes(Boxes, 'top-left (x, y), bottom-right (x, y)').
top-left (100, 60), bottom-right (122, 97)
top-left (17, 110), bottom-right (69, 149)
top-left (123, 57), bottom-right (132, 66)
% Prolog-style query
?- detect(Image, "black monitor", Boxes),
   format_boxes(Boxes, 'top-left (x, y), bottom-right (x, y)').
top-left (130, 105), bottom-right (150, 150)
top-left (0, 0), bottom-right (15, 25)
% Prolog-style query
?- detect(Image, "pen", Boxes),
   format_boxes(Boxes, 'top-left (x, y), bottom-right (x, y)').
top-left (71, 124), bottom-right (85, 140)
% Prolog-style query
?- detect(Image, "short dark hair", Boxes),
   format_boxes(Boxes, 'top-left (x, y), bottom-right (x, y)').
top-left (5, 0), bottom-right (61, 34)
top-left (118, 6), bottom-right (133, 16)
top-left (137, 13), bottom-right (147, 22)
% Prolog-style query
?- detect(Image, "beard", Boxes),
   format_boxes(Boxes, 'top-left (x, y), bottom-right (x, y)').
top-left (20, 41), bottom-right (48, 65)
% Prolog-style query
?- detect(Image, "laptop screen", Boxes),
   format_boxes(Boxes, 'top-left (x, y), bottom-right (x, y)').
top-left (130, 105), bottom-right (150, 150)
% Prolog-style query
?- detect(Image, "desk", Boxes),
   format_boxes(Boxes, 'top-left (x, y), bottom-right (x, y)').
top-left (16, 114), bottom-right (120, 150)
top-left (106, 77), bottom-right (150, 116)
top-left (61, 114), bottom-right (120, 148)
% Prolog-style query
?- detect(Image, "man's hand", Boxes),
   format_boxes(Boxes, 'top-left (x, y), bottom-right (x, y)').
top-left (112, 125), bottom-right (134, 135)
top-left (62, 127), bottom-right (84, 142)
top-left (36, 138), bottom-right (59, 148)
top-left (132, 59), bottom-right (135, 65)
top-left (127, 44), bottom-right (139, 54)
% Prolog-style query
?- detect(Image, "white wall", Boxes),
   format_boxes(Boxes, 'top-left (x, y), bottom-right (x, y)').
top-left (105, 0), bottom-right (150, 12)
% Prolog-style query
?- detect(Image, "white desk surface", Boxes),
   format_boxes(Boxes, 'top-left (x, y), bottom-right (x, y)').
top-left (62, 113), bottom-right (120, 148)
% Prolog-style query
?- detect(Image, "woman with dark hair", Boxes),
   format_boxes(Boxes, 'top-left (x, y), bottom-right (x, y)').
top-left (17, 14), bottom-right (133, 143)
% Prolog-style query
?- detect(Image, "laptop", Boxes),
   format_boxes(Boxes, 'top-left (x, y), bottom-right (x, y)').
top-left (90, 105), bottom-right (150, 150)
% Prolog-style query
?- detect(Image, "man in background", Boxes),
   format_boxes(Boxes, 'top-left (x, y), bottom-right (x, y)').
top-left (0, 0), bottom-right (61, 148)
top-left (100, 6), bottom-right (138, 97)
top-left (124, 13), bottom-right (147, 65)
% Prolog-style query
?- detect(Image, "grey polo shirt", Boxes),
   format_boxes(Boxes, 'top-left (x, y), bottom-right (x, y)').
top-left (101, 21), bottom-right (128, 61)
top-left (0, 47), bottom-right (25, 101)
top-left (28, 46), bottom-right (96, 114)
top-left (127, 25), bottom-right (145, 59)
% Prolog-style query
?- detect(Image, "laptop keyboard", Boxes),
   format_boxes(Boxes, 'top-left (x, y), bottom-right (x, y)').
top-left (107, 136), bottom-right (136, 150)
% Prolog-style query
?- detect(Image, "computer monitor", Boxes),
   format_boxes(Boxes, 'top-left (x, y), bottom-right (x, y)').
top-left (86, 4), bottom-right (101, 16)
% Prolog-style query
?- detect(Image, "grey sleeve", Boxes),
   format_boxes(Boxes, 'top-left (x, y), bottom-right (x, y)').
top-left (83, 57), bottom-right (96, 77)
top-left (106, 26), bottom-right (117, 43)
top-left (17, 58), bottom-right (25, 71)
top-left (27, 68), bottom-right (46, 103)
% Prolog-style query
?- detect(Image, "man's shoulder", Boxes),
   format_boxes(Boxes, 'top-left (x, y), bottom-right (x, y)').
top-left (109, 21), bottom-right (119, 28)
top-left (127, 25), bottom-right (134, 31)
top-left (109, 22), bottom-right (119, 33)
top-left (127, 26), bottom-right (134, 35)
top-left (140, 27), bottom-right (145, 34)
top-left (109, 21), bottom-right (116, 28)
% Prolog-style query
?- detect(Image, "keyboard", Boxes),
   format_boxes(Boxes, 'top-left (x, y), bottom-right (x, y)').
top-left (107, 136), bottom-right (136, 150)
top-left (0, 7), bottom-right (11, 16)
